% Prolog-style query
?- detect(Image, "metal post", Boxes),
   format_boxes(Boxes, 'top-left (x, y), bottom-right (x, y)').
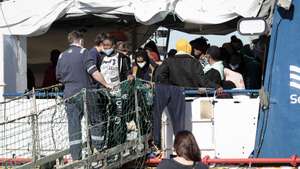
top-left (83, 89), bottom-right (92, 156)
top-left (3, 97), bottom-right (6, 159)
top-left (134, 88), bottom-right (142, 152)
top-left (31, 88), bottom-right (39, 168)
top-left (104, 91), bottom-right (111, 152)
top-left (165, 28), bottom-right (171, 56)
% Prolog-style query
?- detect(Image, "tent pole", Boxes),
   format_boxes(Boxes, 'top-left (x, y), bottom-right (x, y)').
top-left (165, 28), bottom-right (171, 58)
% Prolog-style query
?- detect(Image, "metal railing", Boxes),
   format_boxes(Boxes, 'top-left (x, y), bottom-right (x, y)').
top-left (0, 79), bottom-right (153, 169)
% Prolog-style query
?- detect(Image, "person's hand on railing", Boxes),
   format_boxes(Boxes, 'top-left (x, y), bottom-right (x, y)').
top-left (148, 82), bottom-right (155, 89)
top-left (104, 83), bottom-right (113, 90)
top-left (197, 88), bottom-right (208, 94)
top-left (216, 87), bottom-right (223, 95)
top-left (127, 74), bottom-right (135, 81)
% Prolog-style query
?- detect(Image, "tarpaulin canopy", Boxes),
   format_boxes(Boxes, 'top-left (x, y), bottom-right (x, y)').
top-left (0, 0), bottom-right (267, 36)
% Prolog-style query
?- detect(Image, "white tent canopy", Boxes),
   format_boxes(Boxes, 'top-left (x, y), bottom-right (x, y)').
top-left (0, 0), bottom-right (265, 36)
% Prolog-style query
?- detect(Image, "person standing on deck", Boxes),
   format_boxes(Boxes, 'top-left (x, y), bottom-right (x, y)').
top-left (56, 31), bottom-right (109, 160)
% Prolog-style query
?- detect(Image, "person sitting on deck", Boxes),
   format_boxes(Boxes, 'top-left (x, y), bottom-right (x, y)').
top-left (157, 130), bottom-right (209, 169)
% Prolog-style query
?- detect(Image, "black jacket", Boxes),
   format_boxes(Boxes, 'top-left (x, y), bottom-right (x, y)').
top-left (156, 54), bottom-right (217, 88)
top-left (204, 68), bottom-right (222, 87)
top-left (157, 159), bottom-right (208, 169)
top-left (116, 52), bottom-right (132, 82)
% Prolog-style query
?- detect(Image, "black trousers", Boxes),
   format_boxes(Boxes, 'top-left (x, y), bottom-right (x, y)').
top-left (153, 84), bottom-right (186, 147)
top-left (87, 91), bottom-right (106, 151)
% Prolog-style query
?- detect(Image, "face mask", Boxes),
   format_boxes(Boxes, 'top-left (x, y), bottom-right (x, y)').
top-left (201, 57), bottom-right (208, 63)
top-left (137, 62), bottom-right (146, 68)
top-left (229, 63), bottom-right (239, 70)
top-left (103, 48), bottom-right (114, 56)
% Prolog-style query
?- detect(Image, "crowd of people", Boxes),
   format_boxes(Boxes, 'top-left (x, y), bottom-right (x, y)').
top-left (52, 30), bottom-right (266, 166)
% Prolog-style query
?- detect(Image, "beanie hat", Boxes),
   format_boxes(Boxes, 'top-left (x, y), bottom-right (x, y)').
top-left (176, 39), bottom-right (192, 54)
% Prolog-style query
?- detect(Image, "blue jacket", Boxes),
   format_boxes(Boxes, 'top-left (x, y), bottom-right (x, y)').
top-left (56, 45), bottom-right (91, 98)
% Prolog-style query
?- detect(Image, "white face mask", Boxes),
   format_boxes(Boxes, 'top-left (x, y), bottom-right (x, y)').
top-left (103, 48), bottom-right (114, 56)
top-left (229, 63), bottom-right (240, 70)
top-left (201, 57), bottom-right (208, 63)
top-left (137, 62), bottom-right (146, 68)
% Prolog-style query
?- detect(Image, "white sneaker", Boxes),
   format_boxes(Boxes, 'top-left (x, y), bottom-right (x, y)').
top-left (91, 160), bottom-right (103, 168)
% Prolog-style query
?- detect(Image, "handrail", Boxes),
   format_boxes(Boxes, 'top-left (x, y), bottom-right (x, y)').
top-left (184, 89), bottom-right (259, 95)
top-left (0, 157), bottom-right (32, 165)
top-left (3, 89), bottom-right (259, 97)
top-left (146, 155), bottom-right (300, 167)
top-left (3, 92), bottom-right (63, 97)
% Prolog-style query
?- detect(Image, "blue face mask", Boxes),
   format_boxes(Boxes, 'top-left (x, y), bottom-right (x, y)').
top-left (103, 48), bottom-right (114, 56)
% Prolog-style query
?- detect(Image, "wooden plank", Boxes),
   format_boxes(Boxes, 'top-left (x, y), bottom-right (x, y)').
top-left (16, 149), bottom-right (69, 169)
top-left (58, 134), bottom-right (149, 169)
